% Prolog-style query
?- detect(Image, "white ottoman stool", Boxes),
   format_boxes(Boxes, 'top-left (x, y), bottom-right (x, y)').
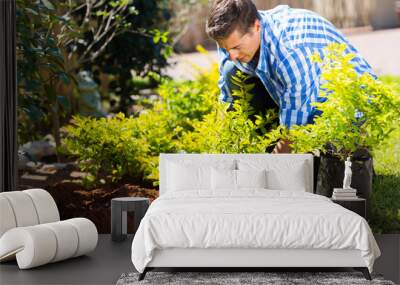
top-left (0, 189), bottom-right (98, 269)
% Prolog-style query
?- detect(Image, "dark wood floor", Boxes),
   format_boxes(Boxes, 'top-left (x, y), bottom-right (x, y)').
top-left (0, 235), bottom-right (134, 285)
top-left (1, 234), bottom-right (398, 285)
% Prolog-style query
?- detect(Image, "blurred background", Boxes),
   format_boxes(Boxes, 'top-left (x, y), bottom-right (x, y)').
top-left (177, 0), bottom-right (399, 51)
top-left (169, 0), bottom-right (400, 79)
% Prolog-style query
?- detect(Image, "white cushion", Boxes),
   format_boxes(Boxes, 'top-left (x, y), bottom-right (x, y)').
top-left (211, 168), bottom-right (236, 190)
top-left (166, 159), bottom-right (236, 192)
top-left (237, 159), bottom-right (308, 191)
top-left (42, 221), bottom-right (79, 262)
top-left (265, 164), bottom-right (307, 191)
top-left (0, 189), bottom-right (98, 269)
top-left (23, 189), bottom-right (60, 224)
top-left (236, 169), bottom-right (267, 189)
top-left (0, 225), bottom-right (57, 269)
top-left (211, 169), bottom-right (268, 191)
top-left (65, 218), bottom-right (98, 257)
top-left (167, 162), bottom-right (211, 191)
top-left (0, 219), bottom-right (98, 269)
top-left (0, 192), bottom-right (39, 227)
top-left (0, 196), bottom-right (17, 237)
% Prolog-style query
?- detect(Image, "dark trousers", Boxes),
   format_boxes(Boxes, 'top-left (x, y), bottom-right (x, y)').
top-left (222, 61), bottom-right (279, 118)
top-left (222, 61), bottom-right (280, 151)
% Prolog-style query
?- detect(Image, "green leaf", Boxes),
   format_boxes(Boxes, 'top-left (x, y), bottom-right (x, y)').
top-left (24, 8), bottom-right (39, 15)
top-left (25, 104), bottom-right (44, 121)
top-left (41, 0), bottom-right (55, 10)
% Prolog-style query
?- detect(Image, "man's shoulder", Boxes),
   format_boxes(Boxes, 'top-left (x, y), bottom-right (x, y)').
top-left (257, 5), bottom-right (290, 18)
top-left (258, 5), bottom-right (330, 28)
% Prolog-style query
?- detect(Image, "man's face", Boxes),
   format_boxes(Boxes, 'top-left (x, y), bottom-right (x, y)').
top-left (219, 19), bottom-right (261, 63)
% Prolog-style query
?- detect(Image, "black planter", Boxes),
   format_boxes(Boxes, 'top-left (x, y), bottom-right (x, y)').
top-left (315, 150), bottom-right (374, 202)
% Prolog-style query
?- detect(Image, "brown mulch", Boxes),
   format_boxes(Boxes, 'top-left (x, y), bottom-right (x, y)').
top-left (18, 163), bottom-right (159, 234)
top-left (47, 182), bottom-right (159, 233)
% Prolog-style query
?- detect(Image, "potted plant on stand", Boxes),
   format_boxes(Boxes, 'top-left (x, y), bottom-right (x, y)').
top-left (284, 43), bottom-right (400, 203)
top-left (280, 44), bottom-right (400, 282)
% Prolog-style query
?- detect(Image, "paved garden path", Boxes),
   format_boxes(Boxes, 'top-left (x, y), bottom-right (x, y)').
top-left (166, 27), bottom-right (400, 80)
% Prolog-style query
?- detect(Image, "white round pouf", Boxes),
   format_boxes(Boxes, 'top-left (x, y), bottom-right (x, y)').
top-left (0, 226), bottom-right (57, 269)
top-left (23, 188), bottom-right (60, 224)
top-left (65, 218), bottom-right (98, 257)
top-left (42, 221), bottom-right (79, 262)
top-left (1, 191), bottom-right (39, 227)
top-left (0, 196), bottom-right (17, 237)
top-left (0, 189), bottom-right (98, 269)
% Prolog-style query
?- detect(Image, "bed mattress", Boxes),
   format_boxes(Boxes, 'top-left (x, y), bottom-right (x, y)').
top-left (131, 189), bottom-right (380, 273)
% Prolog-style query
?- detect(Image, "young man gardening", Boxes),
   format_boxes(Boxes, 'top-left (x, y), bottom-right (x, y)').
top-left (206, 0), bottom-right (375, 153)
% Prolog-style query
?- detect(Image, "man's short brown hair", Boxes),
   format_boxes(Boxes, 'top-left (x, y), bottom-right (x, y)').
top-left (206, 0), bottom-right (259, 41)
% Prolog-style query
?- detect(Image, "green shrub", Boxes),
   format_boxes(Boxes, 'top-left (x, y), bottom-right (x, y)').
top-left (281, 44), bottom-right (400, 233)
top-left (61, 49), bottom-right (281, 186)
top-left (61, 51), bottom-right (219, 185)
top-left (287, 44), bottom-right (400, 160)
top-left (62, 45), bottom-right (400, 234)
top-left (180, 71), bottom-right (280, 153)
top-left (61, 113), bottom-right (148, 186)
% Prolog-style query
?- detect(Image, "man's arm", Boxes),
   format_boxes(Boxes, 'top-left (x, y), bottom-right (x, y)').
top-left (217, 47), bottom-right (235, 107)
top-left (275, 47), bottom-right (320, 129)
top-left (272, 139), bottom-right (293, 154)
top-left (271, 47), bottom-right (321, 154)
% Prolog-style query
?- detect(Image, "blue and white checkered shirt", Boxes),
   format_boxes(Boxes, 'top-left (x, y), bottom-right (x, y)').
top-left (217, 5), bottom-right (376, 128)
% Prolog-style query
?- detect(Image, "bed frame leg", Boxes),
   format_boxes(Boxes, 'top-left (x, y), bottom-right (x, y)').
top-left (354, 267), bottom-right (371, 280)
top-left (138, 268), bottom-right (148, 281)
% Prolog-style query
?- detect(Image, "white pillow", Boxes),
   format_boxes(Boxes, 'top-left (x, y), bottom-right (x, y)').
top-left (211, 168), bottom-right (236, 190)
top-left (237, 159), bottom-right (308, 192)
top-left (265, 165), bottom-right (307, 191)
top-left (211, 168), bottom-right (267, 190)
top-left (236, 169), bottom-right (267, 189)
top-left (167, 162), bottom-right (211, 191)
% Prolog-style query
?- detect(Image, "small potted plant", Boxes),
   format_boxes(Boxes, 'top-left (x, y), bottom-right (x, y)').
top-left (284, 43), bottom-right (400, 200)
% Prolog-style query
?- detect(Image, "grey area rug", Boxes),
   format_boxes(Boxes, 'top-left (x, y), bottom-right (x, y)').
top-left (116, 272), bottom-right (396, 285)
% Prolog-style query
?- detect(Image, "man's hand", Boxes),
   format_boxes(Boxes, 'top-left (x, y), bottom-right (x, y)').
top-left (272, 139), bottom-right (293, 154)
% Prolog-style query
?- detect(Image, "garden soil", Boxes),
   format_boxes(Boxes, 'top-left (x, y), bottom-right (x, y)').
top-left (18, 163), bottom-right (158, 233)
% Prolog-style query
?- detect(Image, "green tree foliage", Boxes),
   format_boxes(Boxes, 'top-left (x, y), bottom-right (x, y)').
top-left (63, 0), bottom-right (176, 113)
top-left (16, 0), bottom-right (189, 148)
top-left (16, 0), bottom-right (73, 144)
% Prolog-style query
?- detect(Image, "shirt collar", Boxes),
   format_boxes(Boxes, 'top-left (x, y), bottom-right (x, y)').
top-left (256, 13), bottom-right (268, 72)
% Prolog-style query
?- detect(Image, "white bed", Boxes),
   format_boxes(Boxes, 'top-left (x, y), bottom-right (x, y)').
top-left (131, 154), bottom-right (380, 280)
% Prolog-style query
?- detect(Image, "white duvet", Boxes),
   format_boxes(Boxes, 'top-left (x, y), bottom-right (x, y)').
top-left (131, 190), bottom-right (380, 273)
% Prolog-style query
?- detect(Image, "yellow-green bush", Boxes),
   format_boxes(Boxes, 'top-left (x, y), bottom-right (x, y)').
top-left (61, 51), bottom-right (217, 185)
top-left (60, 113), bottom-right (149, 186)
top-left (61, 49), bottom-right (281, 186)
top-left (286, 44), bottom-right (400, 160)
top-left (180, 71), bottom-right (280, 153)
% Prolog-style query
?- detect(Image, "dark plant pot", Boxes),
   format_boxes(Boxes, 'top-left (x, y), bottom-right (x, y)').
top-left (315, 149), bottom-right (374, 202)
